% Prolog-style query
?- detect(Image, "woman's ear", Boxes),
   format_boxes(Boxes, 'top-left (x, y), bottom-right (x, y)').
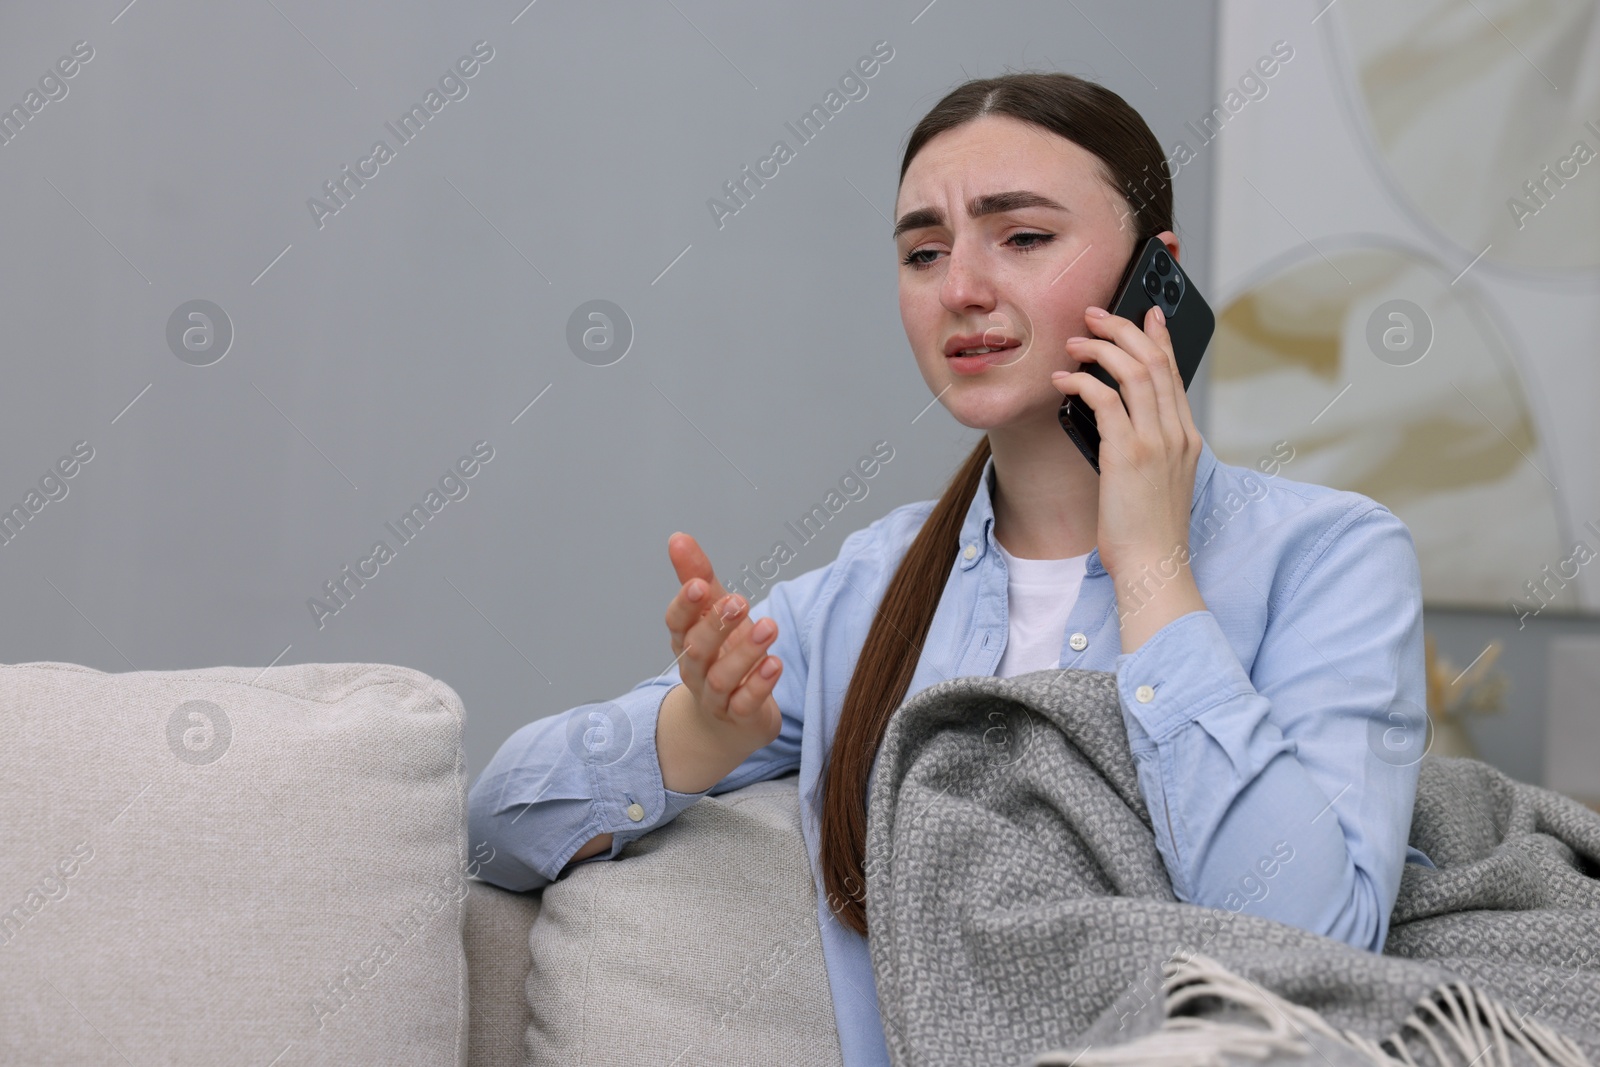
top-left (1155, 230), bottom-right (1181, 264)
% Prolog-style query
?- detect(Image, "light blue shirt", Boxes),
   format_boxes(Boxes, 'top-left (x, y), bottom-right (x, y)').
top-left (468, 436), bottom-right (1432, 1067)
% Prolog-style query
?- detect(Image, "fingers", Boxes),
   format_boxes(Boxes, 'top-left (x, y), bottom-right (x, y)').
top-left (664, 532), bottom-right (727, 688)
top-left (703, 604), bottom-right (781, 715)
top-left (727, 654), bottom-right (783, 721)
top-left (1069, 306), bottom-right (1186, 454)
top-left (1092, 306), bottom-right (1179, 443)
top-left (661, 530), bottom-right (783, 731)
top-left (664, 530), bottom-right (728, 659)
top-left (1064, 334), bottom-right (1159, 433)
top-left (688, 594), bottom-right (780, 718)
top-left (667, 532), bottom-right (718, 594)
top-left (664, 574), bottom-right (715, 652)
top-left (1136, 304), bottom-right (1197, 448)
top-left (1055, 368), bottom-right (1130, 441)
top-left (1146, 306), bottom-right (1202, 447)
top-left (664, 578), bottom-right (774, 698)
top-left (666, 584), bottom-right (733, 689)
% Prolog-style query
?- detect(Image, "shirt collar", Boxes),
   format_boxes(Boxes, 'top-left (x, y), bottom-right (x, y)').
top-left (956, 435), bottom-right (1219, 577)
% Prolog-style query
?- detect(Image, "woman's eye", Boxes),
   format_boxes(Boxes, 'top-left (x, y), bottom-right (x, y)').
top-left (900, 232), bottom-right (1055, 270)
top-left (1008, 232), bottom-right (1054, 252)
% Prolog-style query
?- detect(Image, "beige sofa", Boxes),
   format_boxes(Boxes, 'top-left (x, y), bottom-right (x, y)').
top-left (0, 660), bottom-right (843, 1067)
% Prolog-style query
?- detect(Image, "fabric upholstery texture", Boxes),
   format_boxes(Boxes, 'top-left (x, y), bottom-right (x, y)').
top-left (0, 660), bottom-right (471, 1067)
top-left (524, 772), bottom-right (843, 1066)
top-left (465, 879), bottom-right (541, 1067)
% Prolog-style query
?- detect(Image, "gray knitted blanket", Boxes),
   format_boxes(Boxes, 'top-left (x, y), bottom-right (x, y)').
top-left (863, 669), bottom-right (1600, 1067)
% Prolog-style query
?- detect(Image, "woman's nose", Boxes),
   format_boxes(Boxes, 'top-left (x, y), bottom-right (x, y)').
top-left (939, 245), bottom-right (996, 313)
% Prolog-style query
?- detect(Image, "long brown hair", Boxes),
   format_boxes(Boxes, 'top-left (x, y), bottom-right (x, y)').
top-left (817, 72), bottom-right (1175, 937)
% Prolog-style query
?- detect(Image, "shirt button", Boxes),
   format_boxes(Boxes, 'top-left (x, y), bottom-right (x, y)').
top-left (963, 543), bottom-right (977, 560)
top-left (626, 802), bottom-right (645, 821)
top-left (1135, 684), bottom-right (1155, 704)
top-left (1068, 632), bottom-right (1087, 651)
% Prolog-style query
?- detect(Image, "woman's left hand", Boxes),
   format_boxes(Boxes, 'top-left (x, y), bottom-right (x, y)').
top-left (1052, 304), bottom-right (1205, 647)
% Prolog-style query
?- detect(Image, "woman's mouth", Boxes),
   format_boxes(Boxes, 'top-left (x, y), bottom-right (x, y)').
top-left (946, 342), bottom-right (1021, 373)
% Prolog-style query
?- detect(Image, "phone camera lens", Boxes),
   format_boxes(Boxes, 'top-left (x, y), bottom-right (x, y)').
top-left (1163, 279), bottom-right (1181, 303)
top-left (1143, 270), bottom-right (1161, 295)
top-left (1154, 252), bottom-right (1172, 277)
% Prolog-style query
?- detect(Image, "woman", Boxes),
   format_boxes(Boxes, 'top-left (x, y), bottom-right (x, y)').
top-left (469, 72), bottom-right (1430, 1066)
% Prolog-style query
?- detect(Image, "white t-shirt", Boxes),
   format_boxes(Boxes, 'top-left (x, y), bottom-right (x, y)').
top-left (993, 539), bottom-right (1091, 678)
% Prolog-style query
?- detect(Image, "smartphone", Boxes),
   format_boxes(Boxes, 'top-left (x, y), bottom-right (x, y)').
top-left (1058, 236), bottom-right (1214, 474)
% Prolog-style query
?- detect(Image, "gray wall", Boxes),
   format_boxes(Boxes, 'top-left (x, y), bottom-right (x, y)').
top-left (11, 1), bottom-right (1568, 794)
top-left (0, 0), bottom-right (1219, 781)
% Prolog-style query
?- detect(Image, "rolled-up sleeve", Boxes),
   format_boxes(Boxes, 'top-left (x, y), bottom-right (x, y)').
top-left (467, 546), bottom-right (847, 892)
top-left (1114, 503), bottom-right (1426, 953)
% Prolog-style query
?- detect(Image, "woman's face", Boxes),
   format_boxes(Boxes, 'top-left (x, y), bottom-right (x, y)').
top-left (894, 114), bottom-right (1176, 430)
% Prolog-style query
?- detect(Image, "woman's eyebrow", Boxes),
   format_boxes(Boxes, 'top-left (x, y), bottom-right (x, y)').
top-left (893, 190), bottom-right (1069, 240)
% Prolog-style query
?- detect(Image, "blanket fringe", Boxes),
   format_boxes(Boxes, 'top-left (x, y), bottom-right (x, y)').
top-left (1035, 954), bottom-right (1591, 1067)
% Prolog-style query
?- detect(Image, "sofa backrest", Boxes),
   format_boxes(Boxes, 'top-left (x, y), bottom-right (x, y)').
top-left (523, 771), bottom-right (843, 1065)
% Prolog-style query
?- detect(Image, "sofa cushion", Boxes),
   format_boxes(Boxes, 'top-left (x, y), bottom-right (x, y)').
top-left (465, 879), bottom-right (540, 1067)
top-left (0, 661), bottom-right (470, 1067)
top-left (525, 772), bottom-right (843, 1065)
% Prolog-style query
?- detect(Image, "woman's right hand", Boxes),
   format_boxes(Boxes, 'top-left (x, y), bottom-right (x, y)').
top-left (664, 531), bottom-right (785, 753)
